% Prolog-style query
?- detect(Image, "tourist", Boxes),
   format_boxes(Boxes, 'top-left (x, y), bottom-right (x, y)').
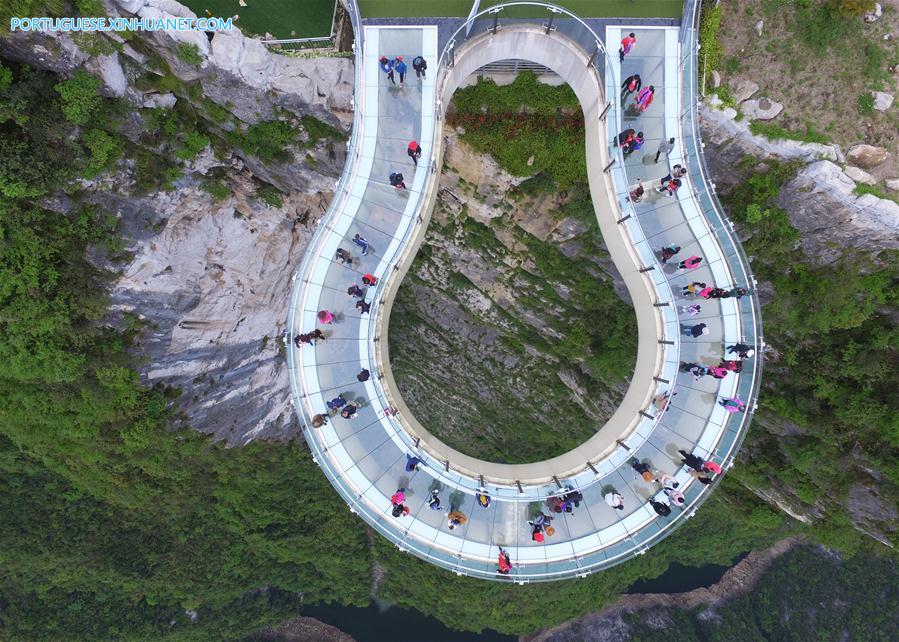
top-left (624, 131), bottom-right (645, 158)
top-left (621, 73), bottom-right (641, 102)
top-left (664, 487), bottom-right (686, 507)
top-left (405, 454), bottom-right (422, 472)
top-left (682, 281), bottom-right (707, 297)
top-left (362, 273), bottom-right (378, 286)
top-left (357, 368), bottom-right (370, 382)
top-left (564, 489), bottom-right (583, 508)
top-left (476, 490), bottom-right (491, 508)
top-left (650, 499), bottom-right (672, 516)
top-left (379, 55), bottom-right (395, 84)
top-left (726, 286), bottom-right (750, 299)
top-left (413, 54), bottom-right (427, 79)
top-left (655, 137), bottom-right (676, 163)
top-left (391, 503), bottom-right (409, 517)
top-left (497, 547), bottom-right (512, 575)
top-left (326, 395), bottom-right (347, 412)
top-left (347, 284), bottom-right (364, 299)
top-left (617, 128), bottom-right (636, 148)
top-left (605, 491), bottom-right (625, 511)
top-left (702, 461), bottom-right (723, 475)
top-left (428, 489), bottom-right (441, 510)
top-left (656, 473), bottom-right (678, 490)
top-left (681, 303), bottom-right (701, 316)
top-left (726, 343), bottom-right (755, 359)
top-left (685, 323), bottom-right (708, 338)
top-left (678, 255), bottom-right (703, 270)
top-left (634, 85), bottom-right (655, 112)
top-left (688, 469), bottom-right (714, 485)
top-left (355, 299), bottom-right (371, 314)
top-left (619, 32), bottom-right (636, 62)
top-left (628, 179), bottom-right (645, 203)
top-left (546, 495), bottom-right (564, 513)
top-left (294, 329), bottom-right (326, 347)
top-left (335, 247), bottom-right (353, 265)
top-left (658, 177), bottom-right (682, 197)
top-left (317, 309), bottom-right (335, 324)
top-left (407, 140), bottom-right (422, 166)
top-left (311, 413), bottom-right (328, 428)
top-left (720, 360), bottom-right (744, 373)
top-left (390, 488), bottom-right (406, 506)
top-left (394, 55), bottom-right (407, 86)
top-left (720, 396), bottom-right (747, 413)
top-left (630, 458), bottom-right (655, 483)
top-left (340, 403), bottom-right (359, 419)
top-left (447, 509), bottom-right (467, 530)
top-left (660, 244), bottom-right (681, 264)
top-left (352, 233), bottom-right (369, 255)
top-left (653, 390), bottom-right (676, 412)
top-left (707, 365), bottom-right (728, 379)
top-left (679, 449), bottom-right (706, 472)
top-left (680, 362), bottom-right (709, 380)
top-left (389, 171), bottom-right (406, 189)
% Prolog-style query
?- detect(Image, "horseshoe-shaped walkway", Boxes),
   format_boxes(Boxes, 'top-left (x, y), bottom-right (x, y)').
top-left (286, 1), bottom-right (762, 582)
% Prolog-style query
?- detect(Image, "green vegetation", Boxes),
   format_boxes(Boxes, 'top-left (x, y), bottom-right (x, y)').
top-left (54, 70), bottom-right (103, 126)
top-left (721, 157), bottom-right (898, 544)
top-left (359, 0), bottom-right (683, 19)
top-left (257, 184), bottom-right (285, 208)
top-left (177, 43), bottom-right (203, 65)
top-left (450, 73), bottom-right (584, 187)
top-left (200, 178), bottom-right (231, 200)
top-left (179, 0), bottom-right (335, 39)
top-left (228, 120), bottom-right (299, 163)
top-left (853, 182), bottom-right (898, 203)
top-left (300, 114), bottom-right (348, 146)
top-left (698, 0), bottom-right (723, 79)
top-left (857, 92), bottom-right (876, 115)
top-left (622, 545), bottom-right (898, 640)
top-left (0, 58), bottom-right (369, 642)
top-left (748, 120), bottom-right (828, 144)
top-left (391, 76), bottom-right (636, 463)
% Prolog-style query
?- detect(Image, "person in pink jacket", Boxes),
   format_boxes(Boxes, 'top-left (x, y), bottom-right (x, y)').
top-left (678, 256), bottom-right (703, 270)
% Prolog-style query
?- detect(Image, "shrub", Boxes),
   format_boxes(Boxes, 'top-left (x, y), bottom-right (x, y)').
top-left (54, 70), bottom-right (102, 125)
top-left (300, 114), bottom-right (347, 146)
top-left (257, 184), bottom-right (284, 208)
top-left (698, 1), bottom-right (723, 76)
top-left (748, 120), bottom-right (829, 144)
top-left (200, 179), bottom-right (230, 200)
top-left (177, 43), bottom-right (202, 65)
top-left (175, 131), bottom-right (210, 161)
top-left (232, 120), bottom-right (298, 163)
top-left (82, 128), bottom-right (124, 178)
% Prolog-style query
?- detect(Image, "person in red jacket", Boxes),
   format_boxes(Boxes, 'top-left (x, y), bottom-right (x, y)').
top-left (619, 32), bottom-right (636, 62)
top-left (407, 140), bottom-right (422, 166)
top-left (497, 547), bottom-right (512, 575)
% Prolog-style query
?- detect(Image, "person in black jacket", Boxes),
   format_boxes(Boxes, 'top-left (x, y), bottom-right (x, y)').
top-left (413, 55), bottom-right (427, 79)
top-left (621, 73), bottom-right (641, 102)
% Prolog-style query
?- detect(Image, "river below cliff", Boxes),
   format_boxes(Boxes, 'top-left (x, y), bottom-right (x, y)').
top-left (625, 554), bottom-right (748, 594)
top-left (301, 601), bottom-right (515, 642)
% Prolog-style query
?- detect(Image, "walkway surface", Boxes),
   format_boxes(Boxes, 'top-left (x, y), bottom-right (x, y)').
top-left (286, 2), bottom-right (762, 582)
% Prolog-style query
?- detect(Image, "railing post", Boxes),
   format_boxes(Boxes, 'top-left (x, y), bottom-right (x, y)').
top-left (587, 41), bottom-right (600, 67)
top-left (603, 158), bottom-right (616, 173)
top-left (544, 8), bottom-right (558, 34)
top-left (599, 101), bottom-right (612, 122)
top-left (448, 41), bottom-right (456, 68)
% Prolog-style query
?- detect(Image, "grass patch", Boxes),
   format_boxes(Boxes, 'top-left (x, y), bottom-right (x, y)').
top-left (178, 0), bottom-right (335, 39)
top-left (857, 92), bottom-right (875, 115)
top-left (853, 183), bottom-right (898, 203)
top-left (749, 120), bottom-right (829, 144)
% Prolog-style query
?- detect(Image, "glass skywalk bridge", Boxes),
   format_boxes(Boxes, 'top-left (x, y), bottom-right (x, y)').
top-left (286, 1), bottom-right (762, 582)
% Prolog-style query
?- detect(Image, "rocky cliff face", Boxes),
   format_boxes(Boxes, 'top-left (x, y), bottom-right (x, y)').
top-left (701, 106), bottom-right (899, 264)
top-left (1, 0), bottom-right (353, 444)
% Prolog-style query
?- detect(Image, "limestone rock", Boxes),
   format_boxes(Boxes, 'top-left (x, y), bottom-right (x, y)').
top-left (710, 70), bottom-right (721, 88)
top-left (741, 97), bottom-right (783, 120)
top-left (774, 160), bottom-right (899, 262)
top-left (721, 107), bottom-right (737, 120)
top-left (142, 92), bottom-right (178, 109)
top-left (755, 20), bottom-right (764, 36)
top-left (729, 78), bottom-right (759, 103)
top-left (706, 94), bottom-right (723, 109)
top-left (864, 2), bottom-right (883, 22)
top-left (847, 144), bottom-right (890, 169)
top-left (700, 105), bottom-right (843, 166)
top-left (872, 91), bottom-right (893, 111)
top-left (886, 178), bottom-right (899, 191)
top-left (844, 165), bottom-right (876, 185)
top-left (84, 52), bottom-right (128, 97)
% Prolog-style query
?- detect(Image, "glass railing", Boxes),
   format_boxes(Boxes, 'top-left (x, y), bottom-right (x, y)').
top-left (285, 0), bottom-right (763, 581)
